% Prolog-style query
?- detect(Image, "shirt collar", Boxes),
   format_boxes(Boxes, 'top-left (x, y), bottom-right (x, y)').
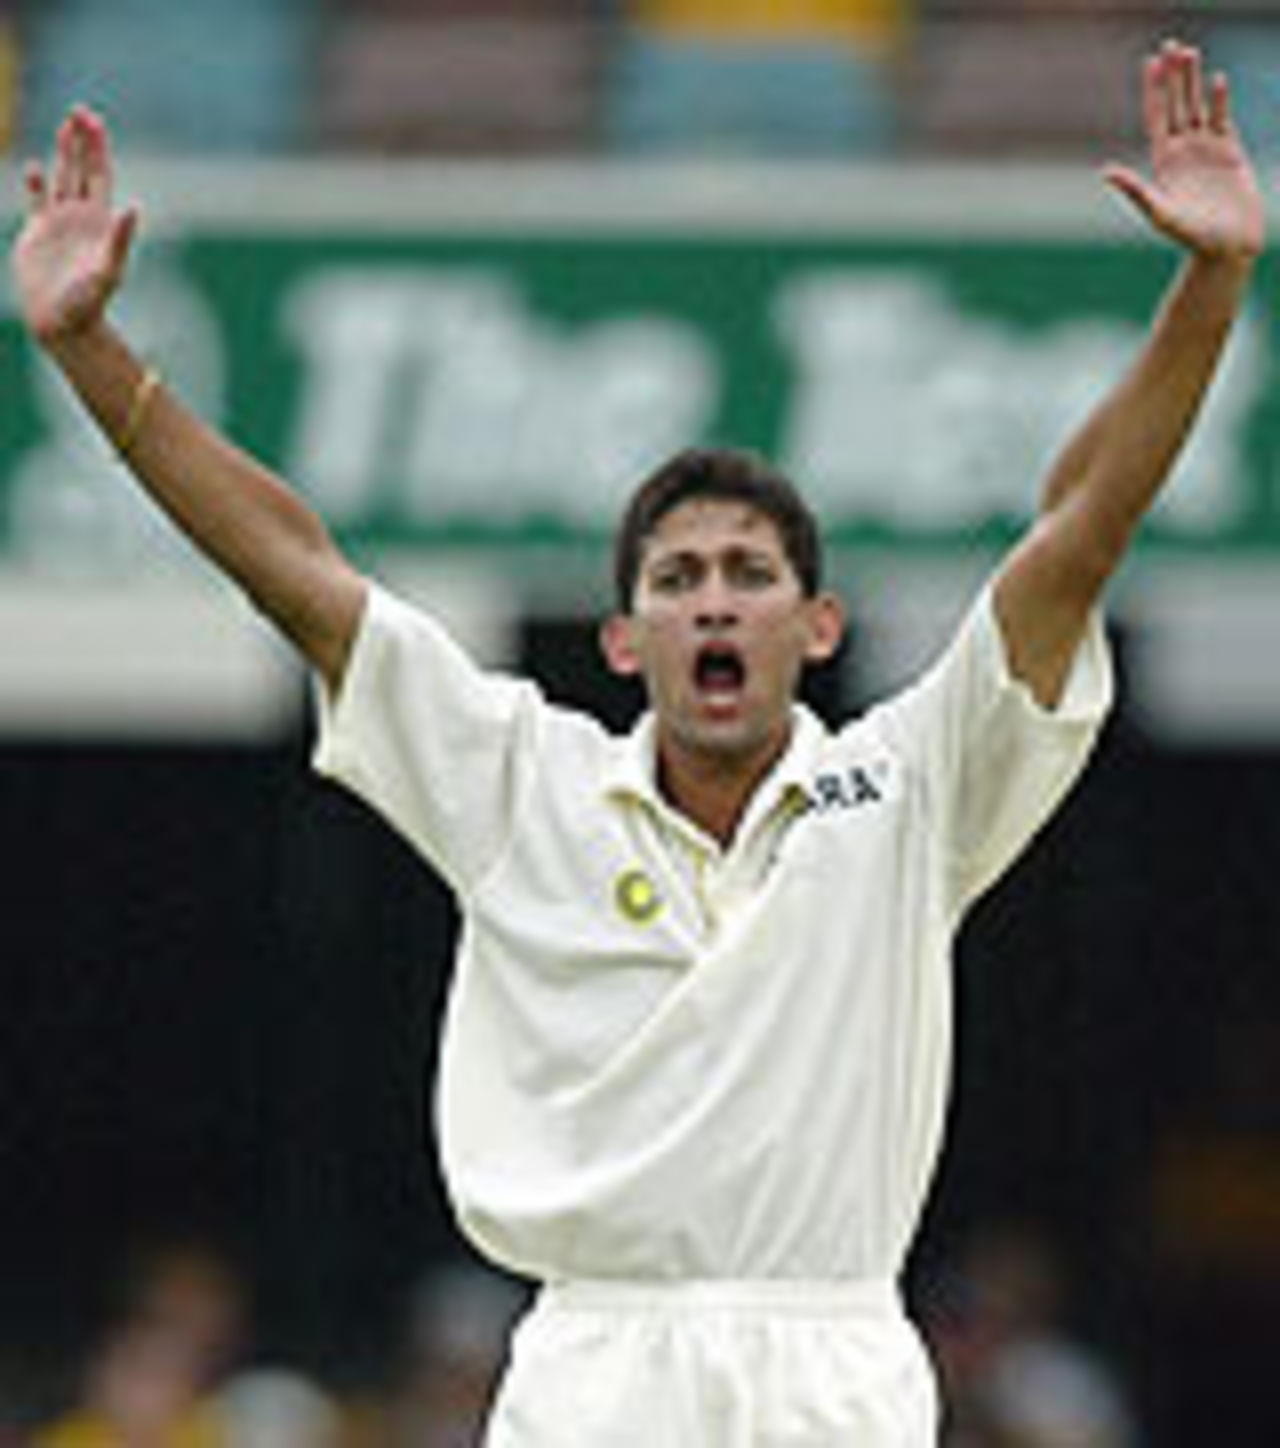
top-left (602, 704), bottom-right (827, 819)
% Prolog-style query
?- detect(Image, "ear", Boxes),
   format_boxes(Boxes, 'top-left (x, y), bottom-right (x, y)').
top-left (599, 614), bottom-right (643, 677)
top-left (803, 591), bottom-right (846, 664)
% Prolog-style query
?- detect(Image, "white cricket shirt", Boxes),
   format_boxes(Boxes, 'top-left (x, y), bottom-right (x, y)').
top-left (314, 582), bottom-right (1111, 1286)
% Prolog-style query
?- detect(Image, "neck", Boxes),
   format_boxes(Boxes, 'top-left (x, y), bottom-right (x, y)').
top-left (657, 733), bottom-right (788, 847)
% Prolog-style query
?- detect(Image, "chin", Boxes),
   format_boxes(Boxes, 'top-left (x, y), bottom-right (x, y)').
top-left (686, 717), bottom-right (779, 766)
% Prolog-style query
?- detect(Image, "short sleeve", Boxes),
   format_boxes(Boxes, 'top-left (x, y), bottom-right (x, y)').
top-left (880, 588), bottom-right (1113, 914)
top-left (312, 583), bottom-right (540, 894)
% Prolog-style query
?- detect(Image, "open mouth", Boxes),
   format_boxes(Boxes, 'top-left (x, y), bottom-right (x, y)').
top-left (694, 642), bottom-right (746, 696)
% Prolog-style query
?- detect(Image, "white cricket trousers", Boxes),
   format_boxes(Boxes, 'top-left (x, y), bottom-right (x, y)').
top-left (484, 1278), bottom-right (939, 1446)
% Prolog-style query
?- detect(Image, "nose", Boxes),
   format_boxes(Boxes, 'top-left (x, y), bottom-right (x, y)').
top-left (694, 570), bottom-right (739, 628)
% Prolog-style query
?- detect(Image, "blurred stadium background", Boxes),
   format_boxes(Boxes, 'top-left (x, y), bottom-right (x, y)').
top-left (3, 1), bottom-right (1280, 1444)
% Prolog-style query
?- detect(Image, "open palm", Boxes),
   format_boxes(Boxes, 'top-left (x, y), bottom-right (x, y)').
top-left (11, 106), bottom-right (137, 345)
top-left (1105, 40), bottom-right (1265, 262)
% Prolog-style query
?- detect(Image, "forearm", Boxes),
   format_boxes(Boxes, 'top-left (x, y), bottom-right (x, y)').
top-left (994, 251), bottom-right (1254, 708)
top-left (1039, 250), bottom-right (1253, 572)
top-left (994, 40), bottom-right (1263, 710)
top-left (44, 321), bottom-right (363, 682)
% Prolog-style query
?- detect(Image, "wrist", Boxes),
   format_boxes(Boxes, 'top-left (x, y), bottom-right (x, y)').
top-left (1186, 246), bottom-right (1258, 302)
top-left (40, 316), bottom-right (118, 368)
top-left (1194, 221), bottom-right (1264, 272)
top-left (1202, 240), bottom-right (1262, 270)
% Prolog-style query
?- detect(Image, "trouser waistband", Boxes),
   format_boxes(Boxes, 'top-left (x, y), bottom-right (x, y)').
top-left (540, 1277), bottom-right (901, 1318)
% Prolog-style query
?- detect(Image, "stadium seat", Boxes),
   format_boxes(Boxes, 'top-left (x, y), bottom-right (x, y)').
top-left (313, 13), bottom-right (601, 155)
top-left (901, 13), bottom-right (1149, 157)
top-left (22, 0), bottom-right (312, 154)
top-left (606, 32), bottom-right (895, 155)
top-left (606, 0), bottom-right (901, 158)
top-left (1209, 23), bottom-right (1280, 159)
top-left (635, 0), bottom-right (902, 52)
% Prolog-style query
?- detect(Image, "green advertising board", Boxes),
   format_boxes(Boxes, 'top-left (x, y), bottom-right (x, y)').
top-left (2, 163), bottom-right (1277, 585)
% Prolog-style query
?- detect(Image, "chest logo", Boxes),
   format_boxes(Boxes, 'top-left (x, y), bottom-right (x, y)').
top-left (803, 763), bottom-right (889, 814)
top-left (614, 868), bottom-right (664, 925)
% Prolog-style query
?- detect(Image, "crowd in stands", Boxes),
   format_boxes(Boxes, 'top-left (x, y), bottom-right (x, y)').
top-left (921, 1224), bottom-right (1140, 1448)
top-left (3, 1237), bottom-right (529, 1447)
top-left (2, 1228), bottom-right (1140, 1446)
top-left (2, 1), bottom-right (1279, 163)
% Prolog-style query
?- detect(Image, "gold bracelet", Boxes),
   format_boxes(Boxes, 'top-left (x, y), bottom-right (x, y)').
top-left (116, 366), bottom-right (161, 460)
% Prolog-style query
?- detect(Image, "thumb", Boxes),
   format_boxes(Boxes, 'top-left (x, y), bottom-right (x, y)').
top-left (1101, 163), bottom-right (1166, 231)
top-left (105, 205), bottom-right (139, 283)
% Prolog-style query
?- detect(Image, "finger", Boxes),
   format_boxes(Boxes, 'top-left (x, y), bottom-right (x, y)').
top-left (1102, 163), bottom-right (1166, 231)
top-left (68, 106), bottom-right (94, 199)
top-left (1208, 71), bottom-right (1232, 136)
top-left (1140, 52), bottom-right (1166, 145)
top-left (22, 160), bottom-right (47, 213)
top-left (105, 206), bottom-right (139, 282)
top-left (80, 107), bottom-right (114, 206)
top-left (50, 111), bottom-right (78, 201)
top-left (1178, 42), bottom-right (1206, 130)
top-left (1160, 40), bottom-right (1188, 133)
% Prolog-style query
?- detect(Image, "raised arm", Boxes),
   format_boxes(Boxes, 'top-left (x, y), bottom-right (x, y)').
top-left (993, 40), bottom-right (1264, 707)
top-left (10, 106), bottom-right (366, 694)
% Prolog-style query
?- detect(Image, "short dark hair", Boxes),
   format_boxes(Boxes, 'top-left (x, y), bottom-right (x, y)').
top-left (612, 447), bottom-right (822, 610)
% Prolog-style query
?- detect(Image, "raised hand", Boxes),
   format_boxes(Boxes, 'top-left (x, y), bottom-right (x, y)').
top-left (11, 105), bottom-right (138, 346)
top-left (1104, 40), bottom-right (1265, 264)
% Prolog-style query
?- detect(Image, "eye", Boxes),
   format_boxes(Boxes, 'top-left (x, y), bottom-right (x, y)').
top-left (648, 558), bottom-right (697, 593)
top-left (733, 555), bottom-right (779, 589)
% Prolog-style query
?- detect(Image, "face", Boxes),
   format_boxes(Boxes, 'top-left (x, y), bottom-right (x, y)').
top-left (601, 499), bottom-right (844, 774)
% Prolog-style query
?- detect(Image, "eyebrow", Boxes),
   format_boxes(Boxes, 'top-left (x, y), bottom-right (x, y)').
top-left (646, 541), bottom-right (780, 569)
